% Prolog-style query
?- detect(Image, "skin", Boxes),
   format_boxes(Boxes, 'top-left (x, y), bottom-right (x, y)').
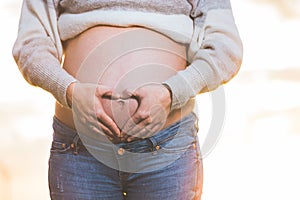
top-left (120, 83), bottom-right (172, 142)
top-left (57, 26), bottom-right (192, 143)
top-left (66, 81), bottom-right (172, 142)
top-left (67, 83), bottom-right (121, 141)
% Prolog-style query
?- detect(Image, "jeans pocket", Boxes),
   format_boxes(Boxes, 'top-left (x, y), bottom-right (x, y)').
top-left (159, 128), bottom-right (197, 154)
top-left (50, 140), bottom-right (71, 154)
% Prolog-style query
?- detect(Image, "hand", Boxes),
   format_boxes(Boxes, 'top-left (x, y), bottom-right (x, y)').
top-left (120, 83), bottom-right (172, 142)
top-left (68, 82), bottom-right (121, 142)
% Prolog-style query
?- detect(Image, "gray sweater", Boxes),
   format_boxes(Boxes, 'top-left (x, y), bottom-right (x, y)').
top-left (13, 0), bottom-right (243, 110)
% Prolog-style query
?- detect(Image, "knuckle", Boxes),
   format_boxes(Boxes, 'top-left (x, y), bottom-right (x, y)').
top-left (145, 117), bottom-right (152, 124)
top-left (94, 107), bottom-right (100, 115)
top-left (100, 126), bottom-right (112, 135)
top-left (137, 111), bottom-right (149, 119)
top-left (98, 124), bottom-right (107, 131)
top-left (95, 109), bottom-right (104, 118)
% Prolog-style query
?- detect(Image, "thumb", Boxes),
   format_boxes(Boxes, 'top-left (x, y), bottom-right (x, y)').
top-left (121, 88), bottom-right (138, 99)
top-left (131, 99), bottom-right (151, 121)
top-left (96, 85), bottom-right (120, 99)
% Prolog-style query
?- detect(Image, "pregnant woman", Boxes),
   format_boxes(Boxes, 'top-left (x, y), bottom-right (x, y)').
top-left (13, 0), bottom-right (243, 199)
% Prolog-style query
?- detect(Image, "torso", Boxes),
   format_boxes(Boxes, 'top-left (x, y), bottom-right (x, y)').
top-left (55, 26), bottom-right (195, 132)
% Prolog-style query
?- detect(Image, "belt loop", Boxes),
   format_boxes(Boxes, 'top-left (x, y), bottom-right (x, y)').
top-left (71, 135), bottom-right (80, 155)
top-left (148, 137), bottom-right (160, 155)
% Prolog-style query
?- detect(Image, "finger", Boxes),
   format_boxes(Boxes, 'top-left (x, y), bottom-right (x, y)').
top-left (95, 105), bottom-right (121, 136)
top-left (124, 103), bottom-right (166, 137)
top-left (96, 85), bottom-right (120, 99)
top-left (127, 123), bottom-right (156, 141)
top-left (121, 88), bottom-right (137, 99)
top-left (121, 109), bottom-right (150, 136)
top-left (125, 112), bottom-right (165, 141)
top-left (102, 91), bottom-right (121, 100)
top-left (84, 114), bottom-right (115, 138)
top-left (126, 136), bottom-right (137, 143)
top-left (150, 110), bottom-right (167, 128)
top-left (126, 121), bottom-right (165, 142)
top-left (119, 118), bottom-right (135, 138)
top-left (91, 124), bottom-right (115, 141)
top-left (93, 95), bottom-right (121, 137)
top-left (76, 114), bottom-right (115, 141)
top-left (147, 122), bottom-right (164, 136)
top-left (126, 127), bottom-right (149, 142)
top-left (122, 98), bottom-right (151, 129)
top-left (96, 121), bottom-right (115, 138)
top-left (128, 116), bottom-right (153, 135)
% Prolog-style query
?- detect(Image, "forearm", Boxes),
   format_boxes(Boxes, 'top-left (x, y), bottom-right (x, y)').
top-left (12, 0), bottom-right (78, 108)
top-left (66, 81), bottom-right (78, 108)
top-left (164, 4), bottom-right (243, 111)
top-left (13, 36), bottom-right (78, 108)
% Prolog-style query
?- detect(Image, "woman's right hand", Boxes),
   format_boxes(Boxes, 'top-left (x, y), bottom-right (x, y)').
top-left (67, 82), bottom-right (121, 141)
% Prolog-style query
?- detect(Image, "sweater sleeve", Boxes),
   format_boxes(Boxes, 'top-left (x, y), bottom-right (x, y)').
top-left (12, 0), bottom-right (78, 108)
top-left (163, 0), bottom-right (243, 111)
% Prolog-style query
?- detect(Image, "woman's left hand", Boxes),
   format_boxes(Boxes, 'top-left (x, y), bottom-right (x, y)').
top-left (120, 83), bottom-right (172, 142)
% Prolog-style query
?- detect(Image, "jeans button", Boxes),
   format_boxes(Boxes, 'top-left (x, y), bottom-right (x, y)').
top-left (118, 148), bottom-right (125, 155)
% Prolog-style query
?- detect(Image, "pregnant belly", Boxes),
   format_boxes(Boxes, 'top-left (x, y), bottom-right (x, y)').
top-left (62, 26), bottom-right (187, 129)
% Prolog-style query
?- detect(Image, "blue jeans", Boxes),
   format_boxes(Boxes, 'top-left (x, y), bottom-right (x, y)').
top-left (48, 113), bottom-right (203, 200)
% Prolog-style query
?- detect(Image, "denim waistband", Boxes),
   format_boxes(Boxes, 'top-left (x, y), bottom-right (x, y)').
top-left (52, 112), bottom-right (198, 153)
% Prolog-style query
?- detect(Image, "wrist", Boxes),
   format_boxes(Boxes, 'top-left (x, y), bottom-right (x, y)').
top-left (161, 83), bottom-right (173, 109)
top-left (66, 81), bottom-right (78, 108)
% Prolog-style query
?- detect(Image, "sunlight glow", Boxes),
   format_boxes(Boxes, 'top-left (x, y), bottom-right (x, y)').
top-left (0, 0), bottom-right (299, 199)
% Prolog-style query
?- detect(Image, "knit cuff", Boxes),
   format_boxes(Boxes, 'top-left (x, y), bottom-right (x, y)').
top-left (56, 75), bottom-right (79, 109)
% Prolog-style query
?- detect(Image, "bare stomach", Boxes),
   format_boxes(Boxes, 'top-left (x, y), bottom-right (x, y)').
top-left (55, 26), bottom-right (195, 131)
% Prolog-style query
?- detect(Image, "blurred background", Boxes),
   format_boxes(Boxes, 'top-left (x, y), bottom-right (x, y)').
top-left (0, 0), bottom-right (299, 199)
